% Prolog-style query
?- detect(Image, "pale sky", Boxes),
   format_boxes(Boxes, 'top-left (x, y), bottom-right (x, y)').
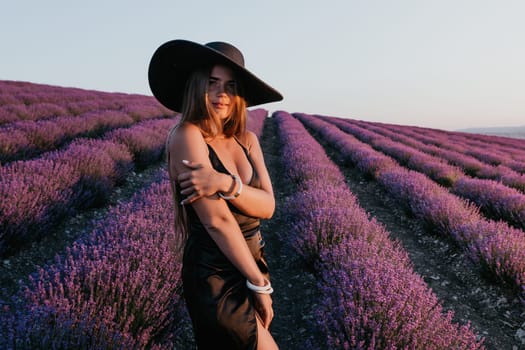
top-left (1, 0), bottom-right (524, 130)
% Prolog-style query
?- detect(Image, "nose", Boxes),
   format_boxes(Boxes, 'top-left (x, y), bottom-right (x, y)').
top-left (215, 82), bottom-right (227, 95)
top-left (216, 86), bottom-right (224, 96)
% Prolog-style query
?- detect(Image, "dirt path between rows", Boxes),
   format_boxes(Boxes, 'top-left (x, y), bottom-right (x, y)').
top-left (259, 117), bottom-right (325, 349)
top-left (304, 121), bottom-right (525, 350)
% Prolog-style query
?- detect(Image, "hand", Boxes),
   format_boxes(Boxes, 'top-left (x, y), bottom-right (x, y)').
top-left (178, 160), bottom-right (222, 205)
top-left (253, 292), bottom-right (274, 329)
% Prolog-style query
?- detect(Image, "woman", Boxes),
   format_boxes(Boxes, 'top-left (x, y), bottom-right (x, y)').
top-left (148, 40), bottom-right (283, 349)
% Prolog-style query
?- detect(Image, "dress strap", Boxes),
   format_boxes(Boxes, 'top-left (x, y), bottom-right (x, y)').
top-left (233, 136), bottom-right (250, 157)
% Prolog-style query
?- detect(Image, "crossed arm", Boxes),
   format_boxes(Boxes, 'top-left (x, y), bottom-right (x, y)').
top-left (177, 128), bottom-right (275, 219)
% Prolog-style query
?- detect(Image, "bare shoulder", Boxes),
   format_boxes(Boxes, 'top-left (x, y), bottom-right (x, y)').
top-left (244, 130), bottom-right (258, 144)
top-left (166, 121), bottom-right (211, 173)
top-left (239, 130), bottom-right (260, 152)
top-left (169, 121), bottom-right (201, 139)
top-left (167, 122), bottom-right (203, 149)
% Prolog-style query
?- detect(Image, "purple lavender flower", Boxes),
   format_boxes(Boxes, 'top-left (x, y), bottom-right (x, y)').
top-left (273, 111), bottom-right (484, 349)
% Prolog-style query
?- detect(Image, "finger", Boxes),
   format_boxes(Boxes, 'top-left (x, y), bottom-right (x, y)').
top-left (180, 192), bottom-right (199, 205)
top-left (261, 309), bottom-right (271, 329)
top-left (177, 171), bottom-right (196, 182)
top-left (180, 186), bottom-right (196, 195)
top-left (264, 314), bottom-right (271, 329)
top-left (267, 305), bottom-right (274, 326)
top-left (255, 310), bottom-right (268, 329)
top-left (177, 172), bottom-right (190, 182)
top-left (178, 179), bottom-right (194, 190)
top-left (182, 160), bottom-right (204, 169)
top-left (187, 193), bottom-right (203, 204)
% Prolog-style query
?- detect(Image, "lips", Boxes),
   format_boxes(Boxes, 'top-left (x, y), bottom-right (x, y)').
top-left (212, 102), bottom-right (229, 109)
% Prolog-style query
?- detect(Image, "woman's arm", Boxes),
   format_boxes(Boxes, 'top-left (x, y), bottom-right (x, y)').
top-left (178, 131), bottom-right (275, 219)
top-left (168, 123), bottom-right (267, 286)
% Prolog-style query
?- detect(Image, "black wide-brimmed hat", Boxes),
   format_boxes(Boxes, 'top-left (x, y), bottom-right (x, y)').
top-left (148, 39), bottom-right (283, 112)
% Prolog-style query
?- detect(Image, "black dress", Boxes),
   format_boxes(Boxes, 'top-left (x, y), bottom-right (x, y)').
top-left (181, 140), bottom-right (270, 350)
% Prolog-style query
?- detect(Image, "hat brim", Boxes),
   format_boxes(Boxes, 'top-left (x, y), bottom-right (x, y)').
top-left (148, 39), bottom-right (283, 112)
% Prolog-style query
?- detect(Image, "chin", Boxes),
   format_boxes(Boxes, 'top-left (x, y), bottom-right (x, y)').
top-left (216, 110), bottom-right (231, 120)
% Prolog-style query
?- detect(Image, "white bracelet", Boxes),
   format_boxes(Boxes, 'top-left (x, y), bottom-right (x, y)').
top-left (218, 174), bottom-right (242, 200)
top-left (246, 279), bottom-right (273, 294)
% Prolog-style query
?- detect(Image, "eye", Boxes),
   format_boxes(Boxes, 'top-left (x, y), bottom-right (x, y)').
top-left (226, 81), bottom-right (237, 93)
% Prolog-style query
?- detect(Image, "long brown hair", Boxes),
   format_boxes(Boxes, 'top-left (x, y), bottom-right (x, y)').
top-left (168, 64), bottom-right (248, 249)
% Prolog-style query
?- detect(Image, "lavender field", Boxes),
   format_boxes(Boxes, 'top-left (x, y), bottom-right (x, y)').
top-left (1, 80), bottom-right (525, 349)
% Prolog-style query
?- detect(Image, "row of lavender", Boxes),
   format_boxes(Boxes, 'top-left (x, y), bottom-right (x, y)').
top-left (0, 80), bottom-right (135, 104)
top-left (0, 109), bottom-right (268, 348)
top-left (0, 86), bottom-right (171, 163)
top-left (0, 97), bottom-right (167, 126)
top-left (321, 117), bottom-right (525, 231)
top-left (245, 108), bottom-right (268, 137)
top-left (406, 124), bottom-right (525, 163)
top-left (274, 111), bottom-right (483, 349)
top-left (374, 120), bottom-right (525, 174)
top-left (0, 117), bottom-right (177, 257)
top-left (349, 119), bottom-right (525, 191)
top-left (0, 168), bottom-right (185, 349)
top-left (0, 80), bottom-right (171, 125)
top-left (446, 127), bottom-right (525, 152)
top-left (0, 108), bottom-right (169, 164)
top-left (297, 113), bottom-right (525, 303)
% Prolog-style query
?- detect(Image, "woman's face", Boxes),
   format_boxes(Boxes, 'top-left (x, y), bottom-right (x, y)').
top-left (207, 65), bottom-right (237, 120)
